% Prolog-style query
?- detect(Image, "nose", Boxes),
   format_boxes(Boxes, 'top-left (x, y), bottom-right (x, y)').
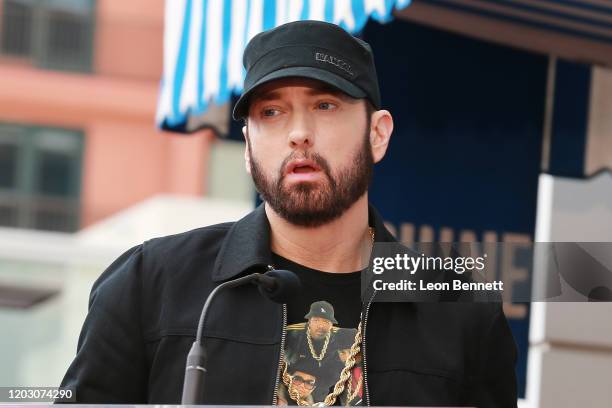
top-left (287, 111), bottom-right (313, 149)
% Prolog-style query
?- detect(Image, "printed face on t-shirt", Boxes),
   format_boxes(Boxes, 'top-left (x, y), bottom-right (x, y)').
top-left (338, 348), bottom-right (351, 363)
top-left (308, 317), bottom-right (333, 339)
top-left (291, 370), bottom-right (317, 397)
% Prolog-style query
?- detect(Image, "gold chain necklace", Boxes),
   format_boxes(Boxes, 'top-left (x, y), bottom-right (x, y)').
top-left (345, 373), bottom-right (363, 405)
top-left (281, 226), bottom-right (374, 406)
top-left (306, 328), bottom-right (331, 362)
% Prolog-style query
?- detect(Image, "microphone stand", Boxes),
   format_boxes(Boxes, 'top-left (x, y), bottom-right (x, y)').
top-left (181, 274), bottom-right (258, 404)
top-left (181, 269), bottom-right (299, 404)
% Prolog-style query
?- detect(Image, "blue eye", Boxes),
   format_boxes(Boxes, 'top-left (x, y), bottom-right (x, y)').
top-left (318, 102), bottom-right (337, 110)
top-left (262, 108), bottom-right (280, 117)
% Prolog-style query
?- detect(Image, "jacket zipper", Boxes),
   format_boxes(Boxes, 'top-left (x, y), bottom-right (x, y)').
top-left (362, 290), bottom-right (377, 407)
top-left (268, 262), bottom-right (287, 406)
top-left (272, 302), bottom-right (288, 405)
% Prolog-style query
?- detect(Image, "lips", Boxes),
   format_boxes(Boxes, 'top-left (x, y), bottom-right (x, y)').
top-left (294, 166), bottom-right (315, 173)
top-left (285, 159), bottom-right (322, 175)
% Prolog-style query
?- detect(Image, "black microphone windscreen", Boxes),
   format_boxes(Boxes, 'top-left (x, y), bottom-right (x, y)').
top-left (258, 269), bottom-right (301, 303)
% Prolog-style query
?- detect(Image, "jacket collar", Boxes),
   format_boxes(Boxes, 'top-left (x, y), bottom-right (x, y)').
top-left (212, 202), bottom-right (397, 282)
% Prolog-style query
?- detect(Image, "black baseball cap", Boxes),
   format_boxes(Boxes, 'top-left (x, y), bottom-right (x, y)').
top-left (232, 20), bottom-right (381, 120)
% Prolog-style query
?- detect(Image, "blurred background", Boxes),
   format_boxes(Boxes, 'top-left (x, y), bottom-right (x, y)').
top-left (0, 1), bottom-right (610, 407)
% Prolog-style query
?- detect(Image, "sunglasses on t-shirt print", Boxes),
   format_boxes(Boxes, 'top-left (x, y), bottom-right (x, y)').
top-left (292, 374), bottom-right (317, 389)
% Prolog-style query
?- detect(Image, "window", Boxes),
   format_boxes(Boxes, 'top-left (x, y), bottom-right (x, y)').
top-left (0, 123), bottom-right (83, 232)
top-left (0, 0), bottom-right (95, 72)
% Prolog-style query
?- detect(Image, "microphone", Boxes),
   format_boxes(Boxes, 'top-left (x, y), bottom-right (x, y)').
top-left (254, 269), bottom-right (301, 303)
top-left (181, 269), bottom-right (301, 404)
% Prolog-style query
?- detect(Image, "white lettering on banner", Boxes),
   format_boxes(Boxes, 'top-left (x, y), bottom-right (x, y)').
top-left (383, 222), bottom-right (530, 319)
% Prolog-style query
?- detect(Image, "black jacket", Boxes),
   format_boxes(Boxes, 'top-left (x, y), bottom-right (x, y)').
top-left (60, 204), bottom-right (517, 407)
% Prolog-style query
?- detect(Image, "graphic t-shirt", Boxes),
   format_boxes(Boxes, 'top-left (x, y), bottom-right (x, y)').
top-left (271, 253), bottom-right (364, 406)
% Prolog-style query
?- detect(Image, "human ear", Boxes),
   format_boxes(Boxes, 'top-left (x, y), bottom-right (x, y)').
top-left (242, 125), bottom-right (252, 174)
top-left (369, 110), bottom-right (393, 163)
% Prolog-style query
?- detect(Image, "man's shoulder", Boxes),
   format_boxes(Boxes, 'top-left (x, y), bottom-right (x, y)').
top-left (94, 221), bottom-right (238, 290)
top-left (142, 221), bottom-right (236, 258)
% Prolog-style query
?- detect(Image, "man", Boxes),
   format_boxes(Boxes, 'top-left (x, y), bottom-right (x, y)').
top-left (278, 359), bottom-right (320, 406)
top-left (284, 301), bottom-right (356, 402)
top-left (60, 20), bottom-right (517, 407)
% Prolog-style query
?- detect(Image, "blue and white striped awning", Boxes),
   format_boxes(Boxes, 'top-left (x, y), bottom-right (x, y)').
top-left (156, 0), bottom-right (412, 133)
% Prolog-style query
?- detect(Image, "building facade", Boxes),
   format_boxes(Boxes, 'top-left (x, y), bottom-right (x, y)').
top-left (0, 0), bottom-right (219, 232)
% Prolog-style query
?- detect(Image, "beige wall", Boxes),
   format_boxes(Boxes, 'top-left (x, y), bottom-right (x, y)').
top-left (585, 66), bottom-right (612, 176)
top-left (531, 173), bottom-right (612, 408)
top-left (0, 0), bottom-right (216, 228)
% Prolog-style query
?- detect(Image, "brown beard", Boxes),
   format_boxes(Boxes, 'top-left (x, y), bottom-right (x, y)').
top-left (247, 123), bottom-right (373, 227)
